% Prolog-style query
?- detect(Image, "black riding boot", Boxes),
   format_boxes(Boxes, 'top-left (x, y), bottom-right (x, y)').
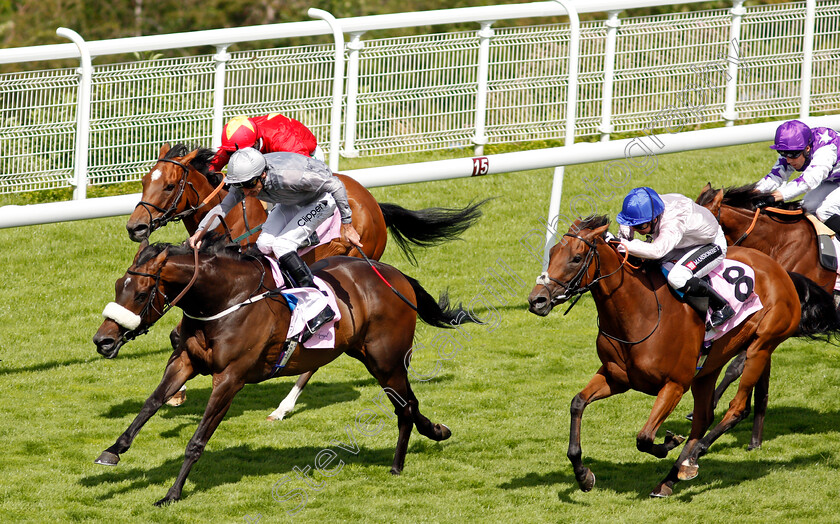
top-left (681, 277), bottom-right (735, 329)
top-left (278, 251), bottom-right (335, 341)
top-left (824, 215), bottom-right (840, 236)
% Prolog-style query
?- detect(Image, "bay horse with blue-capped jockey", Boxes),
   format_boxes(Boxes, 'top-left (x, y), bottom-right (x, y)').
top-left (92, 234), bottom-right (478, 505)
top-left (527, 215), bottom-right (839, 497)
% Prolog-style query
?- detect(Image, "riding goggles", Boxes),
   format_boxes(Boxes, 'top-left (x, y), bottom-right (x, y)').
top-left (230, 177), bottom-right (261, 189)
top-left (779, 149), bottom-right (805, 159)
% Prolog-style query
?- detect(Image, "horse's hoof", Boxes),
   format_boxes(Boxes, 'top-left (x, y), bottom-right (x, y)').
top-left (747, 442), bottom-right (761, 451)
top-left (438, 423), bottom-right (452, 440)
top-left (650, 484), bottom-right (672, 498)
top-left (578, 469), bottom-right (596, 492)
top-left (685, 412), bottom-right (694, 421)
top-left (678, 459), bottom-right (699, 481)
top-left (390, 467), bottom-right (402, 476)
top-left (665, 430), bottom-right (686, 447)
top-left (94, 451), bottom-right (120, 466)
top-left (153, 496), bottom-right (177, 507)
top-left (165, 389), bottom-right (186, 407)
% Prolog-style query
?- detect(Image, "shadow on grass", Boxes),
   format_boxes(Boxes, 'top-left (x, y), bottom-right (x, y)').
top-left (499, 404), bottom-right (840, 500)
top-left (0, 345), bottom-right (171, 376)
top-left (100, 377), bottom-right (380, 421)
top-left (500, 452), bottom-right (829, 501)
top-left (79, 443), bottom-right (401, 502)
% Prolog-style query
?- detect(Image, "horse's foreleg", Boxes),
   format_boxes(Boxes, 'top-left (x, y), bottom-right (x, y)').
top-left (267, 369), bottom-right (317, 421)
top-left (679, 349), bottom-right (773, 481)
top-left (95, 351), bottom-right (194, 466)
top-left (748, 359), bottom-right (771, 450)
top-left (154, 373), bottom-right (244, 506)
top-left (569, 369), bottom-right (626, 492)
top-left (636, 381), bottom-right (687, 459)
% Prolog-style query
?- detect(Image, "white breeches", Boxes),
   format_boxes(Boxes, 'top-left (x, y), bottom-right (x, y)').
top-left (666, 228), bottom-right (728, 290)
top-left (802, 180), bottom-right (840, 222)
top-left (256, 193), bottom-right (336, 258)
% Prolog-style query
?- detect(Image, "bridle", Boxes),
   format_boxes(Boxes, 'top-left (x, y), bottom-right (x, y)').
top-left (134, 158), bottom-right (202, 232)
top-left (540, 232), bottom-right (662, 345)
top-left (116, 264), bottom-right (172, 344)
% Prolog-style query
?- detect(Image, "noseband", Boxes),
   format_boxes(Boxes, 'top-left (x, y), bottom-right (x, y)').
top-left (134, 158), bottom-right (201, 232)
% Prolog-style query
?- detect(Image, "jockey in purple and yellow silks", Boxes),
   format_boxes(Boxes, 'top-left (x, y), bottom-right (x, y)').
top-left (755, 120), bottom-right (840, 233)
top-left (617, 187), bottom-right (735, 328)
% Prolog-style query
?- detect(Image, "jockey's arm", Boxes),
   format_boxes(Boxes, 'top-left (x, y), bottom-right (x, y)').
top-left (755, 159), bottom-right (789, 193)
top-left (189, 189), bottom-right (243, 247)
top-left (622, 220), bottom-right (684, 260)
top-left (777, 144), bottom-right (838, 201)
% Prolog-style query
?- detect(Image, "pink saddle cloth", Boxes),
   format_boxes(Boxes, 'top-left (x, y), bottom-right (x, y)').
top-left (266, 257), bottom-right (341, 349)
top-left (299, 208), bottom-right (342, 257)
top-left (663, 259), bottom-right (763, 343)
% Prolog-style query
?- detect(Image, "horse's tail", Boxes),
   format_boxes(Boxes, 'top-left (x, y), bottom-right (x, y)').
top-left (403, 274), bottom-right (481, 328)
top-left (788, 271), bottom-right (840, 341)
top-left (379, 199), bottom-right (489, 265)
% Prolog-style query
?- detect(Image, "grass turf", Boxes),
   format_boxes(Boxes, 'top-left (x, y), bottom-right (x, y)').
top-left (2, 143), bottom-right (840, 522)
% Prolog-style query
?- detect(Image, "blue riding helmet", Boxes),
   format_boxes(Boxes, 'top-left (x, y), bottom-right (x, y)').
top-left (616, 187), bottom-right (665, 226)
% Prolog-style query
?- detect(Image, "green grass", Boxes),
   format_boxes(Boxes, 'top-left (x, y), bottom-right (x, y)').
top-left (2, 143), bottom-right (840, 523)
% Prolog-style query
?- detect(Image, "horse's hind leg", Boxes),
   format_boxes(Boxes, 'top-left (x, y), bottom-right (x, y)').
top-left (636, 381), bottom-right (687, 459)
top-left (267, 369), bottom-right (317, 421)
top-left (678, 348), bottom-right (774, 481)
top-left (748, 359), bottom-right (771, 450)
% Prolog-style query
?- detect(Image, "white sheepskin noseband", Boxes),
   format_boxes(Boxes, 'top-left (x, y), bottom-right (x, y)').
top-left (102, 302), bottom-right (142, 330)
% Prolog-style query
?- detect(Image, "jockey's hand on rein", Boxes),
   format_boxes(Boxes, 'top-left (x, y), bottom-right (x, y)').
top-left (754, 195), bottom-right (776, 208)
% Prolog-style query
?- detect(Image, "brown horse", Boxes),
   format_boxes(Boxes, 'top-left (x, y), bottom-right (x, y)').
top-left (92, 234), bottom-right (477, 505)
top-left (527, 215), bottom-right (837, 497)
top-left (122, 143), bottom-right (485, 415)
top-left (694, 183), bottom-right (839, 417)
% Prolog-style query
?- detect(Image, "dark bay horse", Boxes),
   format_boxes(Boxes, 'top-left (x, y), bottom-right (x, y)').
top-left (694, 183), bottom-right (839, 418)
top-left (527, 215), bottom-right (837, 497)
top-left (122, 143), bottom-right (485, 415)
top-left (92, 235), bottom-right (476, 505)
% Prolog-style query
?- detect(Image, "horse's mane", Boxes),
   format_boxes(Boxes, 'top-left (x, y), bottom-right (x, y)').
top-left (165, 143), bottom-right (221, 186)
top-left (134, 232), bottom-right (252, 266)
top-left (578, 214), bottom-right (610, 231)
top-left (696, 183), bottom-right (801, 211)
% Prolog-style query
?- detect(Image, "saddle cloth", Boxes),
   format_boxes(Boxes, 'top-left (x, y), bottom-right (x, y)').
top-left (299, 208), bottom-right (342, 257)
top-left (266, 257), bottom-right (341, 349)
top-left (662, 259), bottom-right (763, 343)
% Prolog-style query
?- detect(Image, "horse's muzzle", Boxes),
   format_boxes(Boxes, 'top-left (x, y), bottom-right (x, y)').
top-left (93, 328), bottom-right (124, 359)
top-left (527, 287), bottom-right (562, 316)
top-left (126, 221), bottom-right (151, 242)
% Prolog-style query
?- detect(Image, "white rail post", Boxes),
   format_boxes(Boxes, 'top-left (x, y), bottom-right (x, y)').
top-left (600, 10), bottom-right (621, 142)
top-left (343, 32), bottom-right (365, 158)
top-left (722, 0), bottom-right (745, 127)
top-left (57, 28), bottom-right (92, 200)
top-left (211, 45), bottom-right (231, 148)
top-left (309, 8), bottom-right (345, 173)
top-left (543, 0), bottom-right (580, 270)
top-left (800, 0), bottom-right (816, 119)
top-left (473, 21), bottom-right (495, 156)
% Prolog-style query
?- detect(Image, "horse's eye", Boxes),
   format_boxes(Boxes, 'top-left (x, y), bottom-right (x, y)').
top-left (572, 254), bottom-right (582, 263)
top-left (135, 292), bottom-right (148, 303)
top-left (163, 184), bottom-right (176, 192)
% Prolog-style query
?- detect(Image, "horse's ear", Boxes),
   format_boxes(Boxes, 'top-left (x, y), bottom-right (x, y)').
top-left (132, 240), bottom-right (149, 264)
top-left (706, 189), bottom-right (724, 214)
top-left (590, 224), bottom-right (610, 239)
top-left (182, 149), bottom-right (200, 164)
top-left (159, 143), bottom-right (171, 158)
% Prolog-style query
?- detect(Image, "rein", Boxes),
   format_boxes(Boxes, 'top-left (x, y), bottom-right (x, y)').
top-left (732, 205), bottom-right (803, 246)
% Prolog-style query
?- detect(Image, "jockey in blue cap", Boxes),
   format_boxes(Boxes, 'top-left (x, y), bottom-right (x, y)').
top-left (755, 119), bottom-right (840, 233)
top-left (617, 187), bottom-right (735, 328)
